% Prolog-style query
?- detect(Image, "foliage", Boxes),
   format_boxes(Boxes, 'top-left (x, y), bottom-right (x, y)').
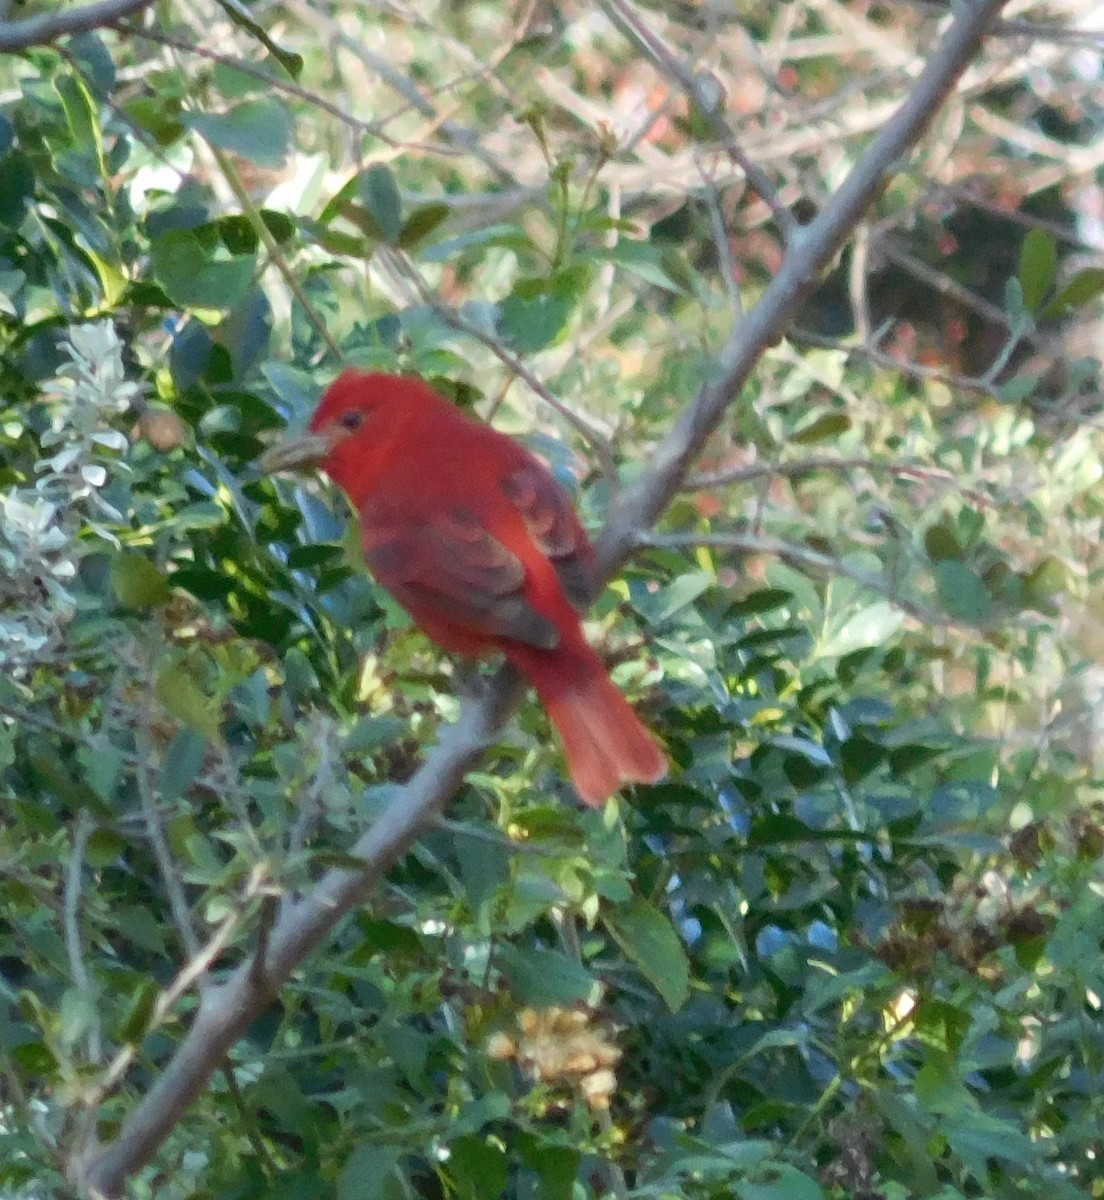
top-left (0, 2), bottom-right (1103, 1198)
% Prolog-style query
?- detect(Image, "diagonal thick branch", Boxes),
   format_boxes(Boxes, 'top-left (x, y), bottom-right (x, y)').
top-left (0, 0), bottom-right (154, 52)
top-left (75, 0), bottom-right (1009, 1192)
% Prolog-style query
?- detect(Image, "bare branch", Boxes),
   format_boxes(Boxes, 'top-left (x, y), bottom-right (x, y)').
top-left (0, 0), bottom-right (153, 52)
top-left (88, 863), bottom-right (268, 1107)
top-left (76, 0), bottom-right (1009, 1191)
top-left (787, 326), bottom-right (1002, 397)
top-left (136, 684), bottom-right (201, 961)
top-left (685, 454), bottom-right (997, 509)
top-left (598, 0), bottom-right (798, 238)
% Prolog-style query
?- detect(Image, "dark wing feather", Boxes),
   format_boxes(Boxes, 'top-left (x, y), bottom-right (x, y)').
top-left (362, 507), bottom-right (560, 650)
top-left (501, 463), bottom-right (597, 609)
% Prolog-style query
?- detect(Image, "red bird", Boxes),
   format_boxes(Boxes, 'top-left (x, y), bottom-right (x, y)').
top-left (261, 370), bottom-right (666, 805)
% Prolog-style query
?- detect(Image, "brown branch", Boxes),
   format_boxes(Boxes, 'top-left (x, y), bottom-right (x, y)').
top-left (75, 0), bottom-right (1009, 1191)
top-left (598, 0), bottom-right (798, 238)
top-left (684, 454), bottom-right (997, 509)
top-left (786, 326), bottom-right (1001, 397)
top-left (0, 0), bottom-right (153, 52)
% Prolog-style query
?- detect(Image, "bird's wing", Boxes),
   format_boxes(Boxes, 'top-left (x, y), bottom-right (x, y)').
top-left (361, 506), bottom-right (560, 650)
top-left (501, 462), bottom-right (597, 610)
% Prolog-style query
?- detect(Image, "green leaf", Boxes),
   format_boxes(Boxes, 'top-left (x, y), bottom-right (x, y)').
top-left (112, 553), bottom-right (171, 609)
top-left (946, 1110), bottom-right (1037, 1175)
top-left (518, 1144), bottom-right (579, 1200)
top-left (154, 663), bottom-right (222, 742)
top-left (934, 560), bottom-right (992, 622)
top-left (360, 164), bottom-right (403, 244)
top-left (56, 73), bottom-right (104, 176)
top-left (448, 1136), bottom-right (508, 1200)
top-left (498, 281), bottom-right (573, 353)
top-left (652, 570), bottom-right (714, 623)
top-left (816, 602), bottom-right (904, 658)
top-left (210, 0), bottom-right (303, 78)
top-left (337, 1144), bottom-right (401, 1200)
top-left (497, 945), bottom-right (596, 1006)
top-left (0, 150), bottom-right (34, 227)
top-left (1040, 266), bottom-right (1104, 320)
top-left (398, 202), bottom-right (450, 249)
top-left (150, 230), bottom-right (255, 310)
top-left (734, 1163), bottom-right (824, 1200)
top-left (1019, 229), bottom-right (1058, 311)
top-left (924, 522), bottom-right (961, 563)
top-left (1023, 555), bottom-right (1069, 613)
top-left (913, 998), bottom-right (971, 1053)
top-left (117, 979), bottom-right (158, 1044)
top-left (605, 240), bottom-right (692, 293)
top-left (604, 897), bottom-right (690, 1011)
top-left (448, 1093), bottom-right (511, 1136)
top-left (725, 588), bottom-right (793, 617)
top-left (159, 729), bottom-right (209, 801)
top-left (186, 100), bottom-right (291, 168)
top-left (791, 411), bottom-right (851, 444)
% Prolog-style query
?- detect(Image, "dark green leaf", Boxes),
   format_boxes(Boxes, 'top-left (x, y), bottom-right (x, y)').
top-left (498, 280), bottom-right (572, 353)
top-left (934, 560), bottom-right (992, 622)
top-left (151, 230), bottom-right (255, 309)
top-left (360, 164), bottom-right (403, 244)
top-left (448, 1136), bottom-right (508, 1200)
top-left (0, 151), bottom-right (34, 227)
top-left (497, 945), bottom-right (595, 1006)
top-left (337, 1144), bottom-right (401, 1200)
top-left (725, 588), bottom-right (793, 618)
top-left (604, 897), bottom-right (690, 1011)
top-left (398, 202), bottom-right (450, 249)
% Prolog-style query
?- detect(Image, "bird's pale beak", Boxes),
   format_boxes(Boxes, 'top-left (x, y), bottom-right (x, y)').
top-left (258, 430), bottom-right (334, 475)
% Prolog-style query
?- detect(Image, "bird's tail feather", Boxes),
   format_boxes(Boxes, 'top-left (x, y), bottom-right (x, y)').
top-left (513, 645), bottom-right (667, 806)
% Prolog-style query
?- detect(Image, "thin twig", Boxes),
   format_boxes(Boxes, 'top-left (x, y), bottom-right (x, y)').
top-left (599, 0), bottom-right (798, 238)
top-left (210, 146), bottom-right (345, 364)
top-left (89, 864), bottom-right (267, 1106)
top-left (685, 454), bottom-right (997, 509)
top-left (787, 326), bottom-right (1001, 397)
top-left (595, 0), bottom-right (1008, 580)
top-left (881, 243), bottom-right (1020, 334)
top-left (136, 672), bottom-right (201, 961)
top-left (116, 22), bottom-right (408, 149)
top-left (0, 0), bottom-right (153, 51)
top-left (639, 529), bottom-right (985, 631)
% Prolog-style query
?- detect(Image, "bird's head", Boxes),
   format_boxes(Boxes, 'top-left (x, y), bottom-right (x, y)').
top-left (259, 370), bottom-right (410, 476)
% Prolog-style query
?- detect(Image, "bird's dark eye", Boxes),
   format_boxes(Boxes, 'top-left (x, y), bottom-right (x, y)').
top-left (338, 410), bottom-right (365, 431)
